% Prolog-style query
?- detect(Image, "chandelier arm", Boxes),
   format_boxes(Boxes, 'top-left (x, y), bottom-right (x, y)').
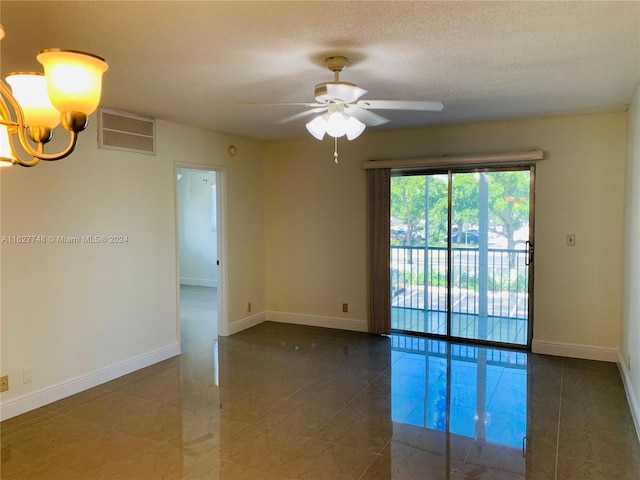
top-left (12, 156), bottom-right (40, 168)
top-left (7, 138), bottom-right (76, 167)
top-left (8, 141), bottom-right (42, 167)
top-left (1, 80), bottom-right (79, 162)
top-left (0, 89), bottom-right (13, 123)
top-left (1, 80), bottom-right (26, 125)
top-left (14, 130), bottom-right (78, 163)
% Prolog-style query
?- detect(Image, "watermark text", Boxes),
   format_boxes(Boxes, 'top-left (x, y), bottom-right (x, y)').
top-left (1, 235), bottom-right (129, 245)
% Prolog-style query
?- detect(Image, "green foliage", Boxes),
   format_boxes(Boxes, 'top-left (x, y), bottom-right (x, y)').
top-left (391, 176), bottom-right (427, 247)
top-left (455, 271), bottom-right (529, 293)
top-left (399, 268), bottom-right (528, 293)
top-left (391, 175), bottom-right (450, 245)
top-left (391, 170), bottom-right (530, 249)
top-left (487, 171), bottom-right (530, 249)
top-left (426, 175), bottom-right (449, 243)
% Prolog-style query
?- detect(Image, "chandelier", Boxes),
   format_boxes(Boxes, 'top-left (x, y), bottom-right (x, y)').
top-left (0, 25), bottom-right (108, 167)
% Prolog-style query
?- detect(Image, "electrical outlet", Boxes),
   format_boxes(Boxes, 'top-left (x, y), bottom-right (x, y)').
top-left (342, 303), bottom-right (348, 313)
top-left (0, 375), bottom-right (8, 392)
top-left (247, 302), bottom-right (251, 313)
top-left (566, 234), bottom-right (576, 246)
top-left (23, 368), bottom-right (33, 384)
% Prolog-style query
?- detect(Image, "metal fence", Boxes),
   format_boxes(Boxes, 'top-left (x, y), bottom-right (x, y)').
top-left (391, 245), bottom-right (529, 320)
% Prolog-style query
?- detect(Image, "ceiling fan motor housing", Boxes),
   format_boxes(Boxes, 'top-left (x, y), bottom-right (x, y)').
top-left (314, 81), bottom-right (358, 103)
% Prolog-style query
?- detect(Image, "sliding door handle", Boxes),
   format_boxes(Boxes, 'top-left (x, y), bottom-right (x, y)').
top-left (525, 240), bottom-right (534, 266)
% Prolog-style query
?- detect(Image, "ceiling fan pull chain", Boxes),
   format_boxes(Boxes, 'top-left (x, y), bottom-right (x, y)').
top-left (334, 137), bottom-right (339, 164)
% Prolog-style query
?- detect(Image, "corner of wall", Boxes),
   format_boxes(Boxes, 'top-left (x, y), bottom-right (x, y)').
top-left (621, 81), bottom-right (640, 440)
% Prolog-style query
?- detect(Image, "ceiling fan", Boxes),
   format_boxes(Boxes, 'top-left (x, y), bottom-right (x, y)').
top-left (271, 55), bottom-right (444, 143)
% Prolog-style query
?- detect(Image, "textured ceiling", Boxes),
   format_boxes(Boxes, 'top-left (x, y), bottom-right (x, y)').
top-left (1, 1), bottom-right (639, 140)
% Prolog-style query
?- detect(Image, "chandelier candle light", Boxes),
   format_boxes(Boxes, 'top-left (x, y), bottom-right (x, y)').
top-left (0, 24), bottom-right (108, 167)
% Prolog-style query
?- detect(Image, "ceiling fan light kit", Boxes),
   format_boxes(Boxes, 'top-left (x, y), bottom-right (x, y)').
top-left (305, 102), bottom-right (366, 141)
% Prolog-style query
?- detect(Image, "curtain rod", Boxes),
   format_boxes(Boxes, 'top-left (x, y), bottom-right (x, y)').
top-left (361, 150), bottom-right (544, 170)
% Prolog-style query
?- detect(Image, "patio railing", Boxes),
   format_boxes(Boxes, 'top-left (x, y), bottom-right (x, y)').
top-left (391, 245), bottom-right (529, 326)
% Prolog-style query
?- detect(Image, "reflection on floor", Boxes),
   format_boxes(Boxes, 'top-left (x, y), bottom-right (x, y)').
top-left (390, 336), bottom-right (529, 448)
top-left (2, 322), bottom-right (639, 479)
top-left (392, 307), bottom-right (528, 345)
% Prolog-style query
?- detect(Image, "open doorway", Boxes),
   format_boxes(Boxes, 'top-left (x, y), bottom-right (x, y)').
top-left (176, 166), bottom-right (224, 357)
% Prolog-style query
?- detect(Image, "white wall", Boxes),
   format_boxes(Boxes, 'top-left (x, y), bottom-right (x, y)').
top-left (0, 117), bottom-right (265, 419)
top-left (178, 168), bottom-right (217, 287)
top-left (264, 113), bottom-right (627, 358)
top-left (621, 83), bottom-right (640, 433)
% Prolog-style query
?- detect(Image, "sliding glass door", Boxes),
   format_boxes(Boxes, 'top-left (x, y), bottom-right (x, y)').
top-left (391, 167), bottom-right (534, 347)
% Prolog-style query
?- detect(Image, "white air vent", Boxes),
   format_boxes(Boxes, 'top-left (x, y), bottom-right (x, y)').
top-left (98, 108), bottom-right (155, 155)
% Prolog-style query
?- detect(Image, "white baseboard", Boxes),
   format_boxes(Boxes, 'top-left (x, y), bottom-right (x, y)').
top-left (531, 339), bottom-right (618, 362)
top-left (618, 352), bottom-right (640, 443)
top-left (0, 342), bottom-right (180, 421)
top-left (226, 311), bottom-right (267, 336)
top-left (180, 277), bottom-right (217, 288)
top-left (223, 311), bottom-right (367, 336)
top-left (266, 311), bottom-right (368, 333)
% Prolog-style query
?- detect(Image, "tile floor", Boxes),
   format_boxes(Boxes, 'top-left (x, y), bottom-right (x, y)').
top-left (392, 308), bottom-right (528, 345)
top-left (1, 289), bottom-right (638, 479)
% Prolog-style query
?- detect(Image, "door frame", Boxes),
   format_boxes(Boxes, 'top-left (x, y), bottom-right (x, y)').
top-left (174, 162), bottom-right (229, 339)
top-left (391, 164), bottom-right (536, 350)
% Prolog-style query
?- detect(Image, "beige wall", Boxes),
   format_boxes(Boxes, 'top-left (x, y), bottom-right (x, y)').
top-left (0, 108), bottom-right (630, 419)
top-left (0, 117), bottom-right (264, 415)
top-left (264, 139), bottom-right (368, 325)
top-left (157, 121), bottom-right (266, 329)
top-left (264, 113), bottom-right (627, 352)
top-left (622, 83), bottom-right (640, 424)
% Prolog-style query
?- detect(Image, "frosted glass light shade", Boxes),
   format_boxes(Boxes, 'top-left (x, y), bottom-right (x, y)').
top-left (6, 73), bottom-right (61, 128)
top-left (36, 49), bottom-right (108, 115)
top-left (306, 116), bottom-right (327, 140)
top-left (325, 112), bottom-right (347, 138)
top-left (0, 125), bottom-right (16, 166)
top-left (345, 116), bottom-right (366, 140)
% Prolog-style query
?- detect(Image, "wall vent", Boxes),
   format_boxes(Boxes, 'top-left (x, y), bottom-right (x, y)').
top-left (98, 108), bottom-right (155, 155)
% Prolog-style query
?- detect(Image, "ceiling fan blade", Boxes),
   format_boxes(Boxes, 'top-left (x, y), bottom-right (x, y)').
top-left (344, 106), bottom-right (390, 127)
top-left (240, 102), bottom-right (325, 107)
top-left (278, 107), bottom-right (327, 124)
top-left (358, 100), bottom-right (444, 112)
top-left (325, 84), bottom-right (368, 103)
